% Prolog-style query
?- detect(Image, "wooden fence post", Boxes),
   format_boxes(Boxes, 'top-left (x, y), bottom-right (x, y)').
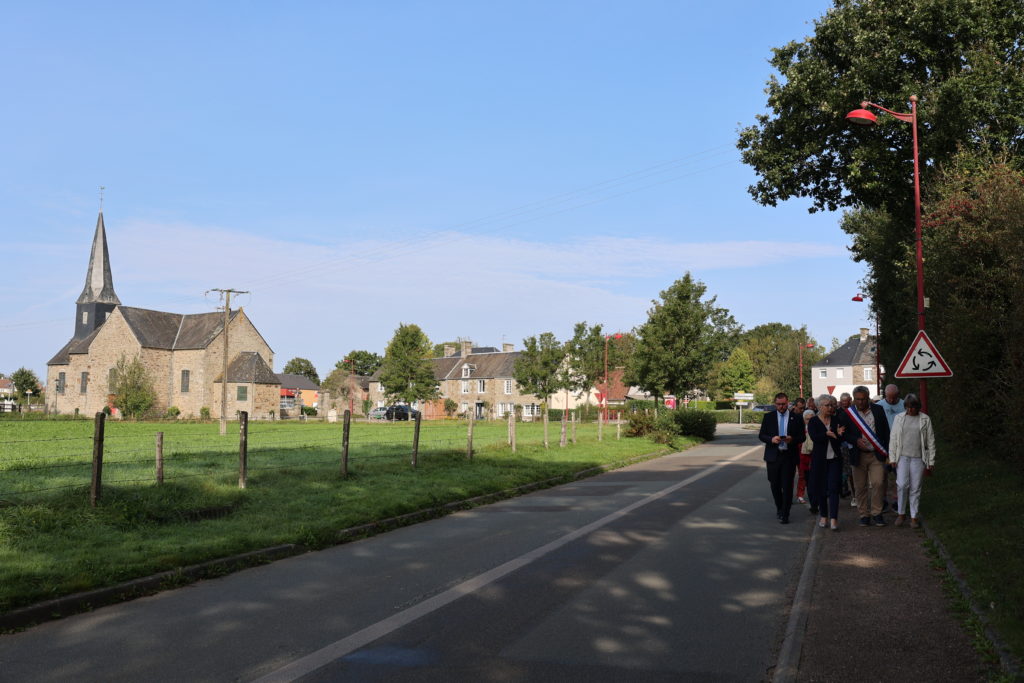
top-left (467, 409), bottom-right (474, 460)
top-left (617, 419), bottom-right (621, 441)
top-left (238, 410), bottom-right (248, 489)
top-left (341, 409), bottom-right (351, 477)
top-left (560, 409), bottom-right (567, 447)
top-left (571, 412), bottom-right (577, 444)
top-left (412, 412), bottom-right (421, 468)
top-left (598, 408), bottom-right (603, 442)
top-left (90, 412), bottom-right (105, 507)
top-left (155, 431), bottom-right (164, 484)
top-left (510, 408), bottom-right (516, 453)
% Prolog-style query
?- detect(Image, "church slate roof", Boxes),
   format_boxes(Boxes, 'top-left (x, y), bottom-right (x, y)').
top-left (48, 307), bottom-right (243, 365)
top-left (76, 212), bottom-right (121, 306)
top-left (47, 327), bottom-right (102, 365)
top-left (214, 352), bottom-right (279, 384)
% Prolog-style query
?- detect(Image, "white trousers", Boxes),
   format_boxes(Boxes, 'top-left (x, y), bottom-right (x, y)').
top-left (896, 457), bottom-right (926, 518)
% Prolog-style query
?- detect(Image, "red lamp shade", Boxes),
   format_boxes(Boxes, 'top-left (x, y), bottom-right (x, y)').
top-left (846, 109), bottom-right (877, 126)
top-left (852, 294), bottom-right (864, 302)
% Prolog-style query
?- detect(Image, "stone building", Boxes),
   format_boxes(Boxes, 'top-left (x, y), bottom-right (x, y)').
top-left (46, 211), bottom-right (279, 419)
top-left (810, 328), bottom-right (882, 400)
top-left (369, 341), bottom-right (544, 419)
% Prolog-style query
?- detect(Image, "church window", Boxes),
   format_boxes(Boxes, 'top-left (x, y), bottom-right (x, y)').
top-left (181, 369), bottom-right (190, 393)
top-left (236, 385), bottom-right (248, 401)
top-left (57, 372), bottom-right (66, 394)
top-left (81, 311), bottom-right (88, 325)
top-left (80, 372), bottom-right (89, 394)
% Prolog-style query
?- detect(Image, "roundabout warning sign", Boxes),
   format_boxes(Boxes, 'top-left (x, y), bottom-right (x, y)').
top-left (894, 331), bottom-right (953, 378)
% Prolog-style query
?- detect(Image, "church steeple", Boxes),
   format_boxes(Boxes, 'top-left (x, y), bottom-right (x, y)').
top-left (74, 209), bottom-right (120, 339)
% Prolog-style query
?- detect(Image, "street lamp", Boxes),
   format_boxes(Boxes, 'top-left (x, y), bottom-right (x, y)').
top-left (846, 95), bottom-right (928, 411)
top-left (603, 333), bottom-right (623, 422)
top-left (852, 293), bottom-right (882, 396)
top-left (798, 342), bottom-right (813, 399)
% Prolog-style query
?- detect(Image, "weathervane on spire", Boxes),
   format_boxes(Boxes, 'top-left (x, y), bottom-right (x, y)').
top-left (99, 186), bottom-right (105, 212)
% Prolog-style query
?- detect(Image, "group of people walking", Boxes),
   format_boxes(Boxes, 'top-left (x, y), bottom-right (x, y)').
top-left (759, 384), bottom-right (936, 531)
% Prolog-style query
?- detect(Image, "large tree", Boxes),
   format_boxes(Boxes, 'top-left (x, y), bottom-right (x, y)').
top-left (739, 324), bottom-right (824, 400)
top-left (282, 357), bottom-right (320, 385)
top-left (338, 350), bottom-right (382, 377)
top-left (513, 332), bottom-right (565, 447)
top-left (738, 0), bottom-right (1024, 377)
top-left (714, 347), bottom-right (757, 400)
top-left (562, 322), bottom-right (606, 404)
top-left (626, 274), bottom-right (739, 402)
top-left (379, 323), bottom-right (438, 406)
top-left (10, 367), bottom-right (40, 402)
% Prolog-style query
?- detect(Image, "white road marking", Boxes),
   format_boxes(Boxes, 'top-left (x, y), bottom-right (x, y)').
top-left (254, 445), bottom-right (760, 682)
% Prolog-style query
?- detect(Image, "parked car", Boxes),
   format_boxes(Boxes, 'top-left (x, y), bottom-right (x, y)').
top-left (385, 405), bottom-right (421, 421)
top-left (368, 407), bottom-right (388, 420)
top-left (751, 404), bottom-right (774, 412)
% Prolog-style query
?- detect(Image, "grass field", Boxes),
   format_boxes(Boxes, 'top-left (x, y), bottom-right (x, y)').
top-left (922, 446), bottom-right (1024, 668)
top-left (0, 417), bottom-right (684, 613)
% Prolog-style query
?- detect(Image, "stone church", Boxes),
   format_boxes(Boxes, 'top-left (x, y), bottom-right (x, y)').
top-left (46, 211), bottom-right (280, 419)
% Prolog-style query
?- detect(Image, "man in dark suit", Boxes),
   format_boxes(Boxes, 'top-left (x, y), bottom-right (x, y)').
top-left (759, 392), bottom-right (806, 524)
top-left (839, 385), bottom-right (892, 527)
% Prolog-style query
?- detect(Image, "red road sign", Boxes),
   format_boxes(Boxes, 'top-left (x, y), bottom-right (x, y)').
top-left (895, 331), bottom-right (953, 378)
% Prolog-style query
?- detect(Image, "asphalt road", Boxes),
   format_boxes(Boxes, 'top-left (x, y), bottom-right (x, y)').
top-left (0, 425), bottom-right (811, 682)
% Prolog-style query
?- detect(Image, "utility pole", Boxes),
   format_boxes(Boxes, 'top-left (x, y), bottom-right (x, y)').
top-left (207, 288), bottom-right (249, 435)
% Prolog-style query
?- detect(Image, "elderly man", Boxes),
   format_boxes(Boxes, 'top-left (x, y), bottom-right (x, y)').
top-left (841, 386), bottom-right (891, 526)
top-left (759, 392), bottom-right (806, 524)
top-left (876, 384), bottom-right (906, 512)
top-left (878, 384), bottom-right (905, 428)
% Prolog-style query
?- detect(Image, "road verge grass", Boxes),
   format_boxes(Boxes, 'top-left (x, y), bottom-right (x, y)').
top-left (922, 447), bottom-right (1024, 676)
top-left (0, 420), bottom-right (686, 615)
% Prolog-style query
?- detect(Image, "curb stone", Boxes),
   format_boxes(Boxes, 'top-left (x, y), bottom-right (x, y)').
top-left (1, 448), bottom-right (674, 632)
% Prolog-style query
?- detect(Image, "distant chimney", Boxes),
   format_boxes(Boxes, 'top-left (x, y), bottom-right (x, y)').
top-left (860, 327), bottom-right (869, 341)
top-left (502, 343), bottom-right (513, 353)
top-left (461, 340), bottom-right (473, 357)
top-left (443, 344), bottom-right (456, 357)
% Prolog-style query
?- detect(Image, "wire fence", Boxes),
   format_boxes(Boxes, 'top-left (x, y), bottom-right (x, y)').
top-left (0, 410), bottom-right (619, 504)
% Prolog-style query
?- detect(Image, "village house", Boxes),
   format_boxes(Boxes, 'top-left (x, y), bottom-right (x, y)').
top-left (46, 210), bottom-right (279, 419)
top-left (811, 328), bottom-right (882, 400)
top-left (369, 341), bottom-right (544, 419)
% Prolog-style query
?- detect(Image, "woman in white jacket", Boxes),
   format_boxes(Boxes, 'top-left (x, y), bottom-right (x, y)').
top-left (887, 393), bottom-right (936, 529)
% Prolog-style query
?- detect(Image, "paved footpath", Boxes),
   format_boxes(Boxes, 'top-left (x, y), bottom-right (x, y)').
top-left (792, 483), bottom-right (985, 682)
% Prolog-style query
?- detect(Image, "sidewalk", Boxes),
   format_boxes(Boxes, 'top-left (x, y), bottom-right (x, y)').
top-left (794, 500), bottom-right (984, 682)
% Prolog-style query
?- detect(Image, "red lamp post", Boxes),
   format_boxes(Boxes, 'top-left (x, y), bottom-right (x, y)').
top-left (798, 341), bottom-right (813, 399)
top-left (603, 333), bottom-right (622, 422)
top-left (846, 95), bottom-right (927, 411)
top-left (852, 294), bottom-right (882, 396)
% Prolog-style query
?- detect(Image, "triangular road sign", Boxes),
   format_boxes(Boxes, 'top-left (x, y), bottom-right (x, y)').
top-left (895, 331), bottom-right (953, 378)
top-left (827, 385), bottom-right (836, 395)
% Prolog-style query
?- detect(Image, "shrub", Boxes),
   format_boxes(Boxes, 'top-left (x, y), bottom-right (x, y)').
top-left (689, 400), bottom-right (715, 410)
top-left (626, 410), bottom-right (657, 437)
top-left (200, 407), bottom-right (211, 420)
top-left (301, 406), bottom-right (317, 416)
top-left (165, 406), bottom-right (181, 418)
top-left (671, 409), bottom-right (717, 440)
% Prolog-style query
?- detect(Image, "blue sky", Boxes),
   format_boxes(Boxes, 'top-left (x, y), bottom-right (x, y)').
top-left (2, 0), bottom-right (870, 379)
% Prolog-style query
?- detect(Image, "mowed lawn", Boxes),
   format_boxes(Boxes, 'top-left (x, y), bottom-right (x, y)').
top-left (0, 417), bottom-right (683, 613)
